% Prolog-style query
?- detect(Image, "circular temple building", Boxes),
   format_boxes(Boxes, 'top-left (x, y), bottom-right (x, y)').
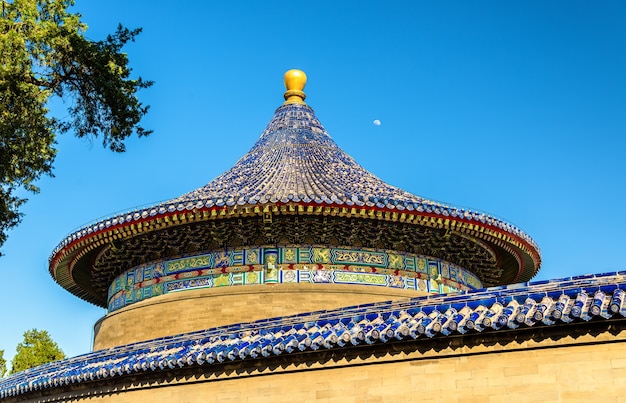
top-left (49, 69), bottom-right (540, 349)
top-left (4, 70), bottom-right (626, 403)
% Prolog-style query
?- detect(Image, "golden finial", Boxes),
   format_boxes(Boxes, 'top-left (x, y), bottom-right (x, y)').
top-left (283, 69), bottom-right (307, 104)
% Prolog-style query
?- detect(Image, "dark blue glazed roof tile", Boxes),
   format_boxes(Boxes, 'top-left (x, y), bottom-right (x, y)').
top-left (174, 104), bottom-right (437, 208)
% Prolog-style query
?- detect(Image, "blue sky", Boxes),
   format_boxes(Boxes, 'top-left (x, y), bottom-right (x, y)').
top-left (1, 1), bottom-right (625, 366)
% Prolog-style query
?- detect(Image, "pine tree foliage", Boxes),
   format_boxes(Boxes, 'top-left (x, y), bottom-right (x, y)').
top-left (9, 329), bottom-right (65, 374)
top-left (0, 349), bottom-right (6, 377)
top-left (0, 0), bottom-right (152, 254)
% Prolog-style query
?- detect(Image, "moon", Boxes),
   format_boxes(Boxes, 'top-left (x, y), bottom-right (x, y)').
top-left (373, 119), bottom-right (381, 126)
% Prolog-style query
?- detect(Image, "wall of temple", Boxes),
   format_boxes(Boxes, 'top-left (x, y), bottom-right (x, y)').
top-left (20, 325), bottom-right (626, 402)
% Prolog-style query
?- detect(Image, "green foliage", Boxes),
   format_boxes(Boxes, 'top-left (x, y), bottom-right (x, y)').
top-left (0, 0), bottom-right (152, 253)
top-left (9, 329), bottom-right (65, 374)
top-left (0, 349), bottom-right (6, 377)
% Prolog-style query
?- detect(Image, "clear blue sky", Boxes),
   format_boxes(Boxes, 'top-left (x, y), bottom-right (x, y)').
top-left (1, 1), bottom-right (625, 366)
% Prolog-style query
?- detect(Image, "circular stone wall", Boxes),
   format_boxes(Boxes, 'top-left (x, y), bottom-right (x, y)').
top-left (93, 283), bottom-right (425, 349)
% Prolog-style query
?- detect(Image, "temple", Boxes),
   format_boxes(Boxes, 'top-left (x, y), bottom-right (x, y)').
top-left (1, 70), bottom-right (624, 402)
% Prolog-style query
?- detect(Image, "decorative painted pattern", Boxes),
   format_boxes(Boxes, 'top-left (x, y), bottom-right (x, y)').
top-left (3, 271), bottom-right (624, 399)
top-left (107, 246), bottom-right (481, 312)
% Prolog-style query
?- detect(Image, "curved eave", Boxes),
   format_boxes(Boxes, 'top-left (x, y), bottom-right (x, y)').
top-left (49, 201), bottom-right (541, 307)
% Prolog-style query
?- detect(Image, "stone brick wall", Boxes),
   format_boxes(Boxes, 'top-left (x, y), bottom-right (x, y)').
top-left (17, 325), bottom-right (626, 402)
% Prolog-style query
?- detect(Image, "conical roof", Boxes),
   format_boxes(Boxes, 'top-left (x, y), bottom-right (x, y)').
top-left (173, 101), bottom-right (438, 209)
top-left (49, 70), bottom-right (541, 307)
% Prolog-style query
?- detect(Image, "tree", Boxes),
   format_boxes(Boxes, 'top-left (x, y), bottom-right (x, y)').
top-left (9, 329), bottom-right (65, 374)
top-left (0, 0), bottom-right (152, 254)
top-left (0, 349), bottom-right (6, 377)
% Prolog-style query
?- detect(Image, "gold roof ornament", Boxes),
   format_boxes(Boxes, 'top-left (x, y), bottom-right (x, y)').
top-left (283, 69), bottom-right (307, 104)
